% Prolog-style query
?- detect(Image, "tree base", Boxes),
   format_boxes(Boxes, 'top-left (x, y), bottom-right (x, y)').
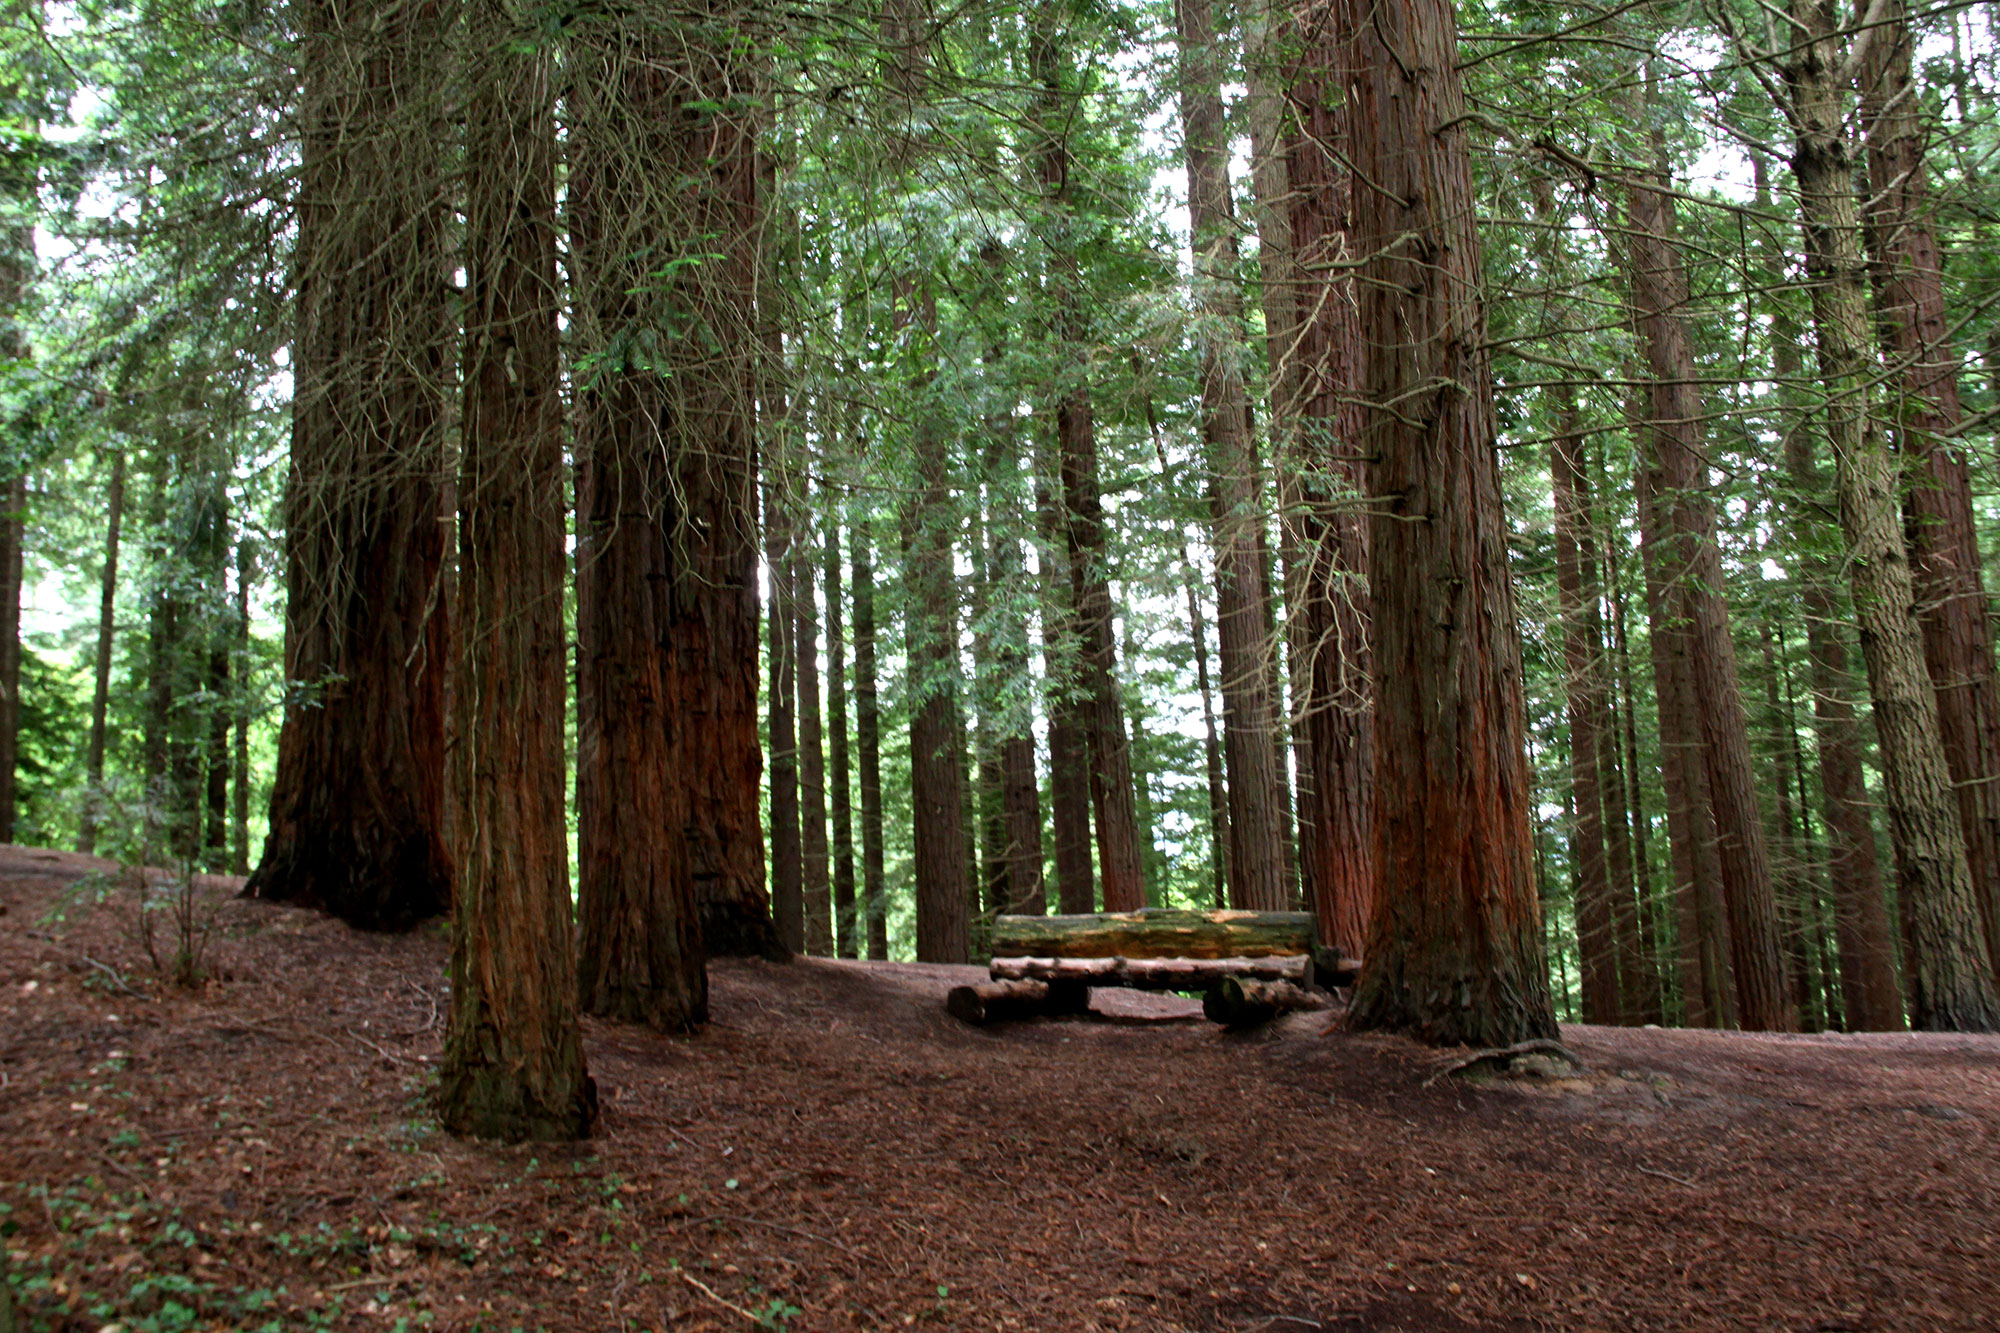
top-left (438, 1067), bottom-right (597, 1144)
top-left (700, 900), bottom-right (789, 962)
top-left (244, 829), bottom-right (449, 932)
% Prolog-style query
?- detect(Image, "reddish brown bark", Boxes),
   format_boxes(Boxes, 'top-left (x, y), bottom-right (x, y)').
top-left (796, 533), bottom-right (832, 957)
top-left (1781, 3), bottom-right (1998, 1030)
top-left (852, 520), bottom-right (889, 959)
top-left (1029, 10), bottom-right (1145, 913)
top-left (0, 474), bottom-right (23, 845)
top-left (1037, 451), bottom-right (1096, 916)
top-left (1273, 6), bottom-right (1372, 961)
top-left (569, 26), bottom-right (754, 1029)
top-left (1765, 190), bottom-right (1905, 1029)
top-left (1340, 0), bottom-right (1557, 1046)
top-left (250, 0), bottom-right (450, 930)
top-left (80, 451), bottom-right (125, 855)
top-left (1634, 450), bottom-right (1733, 1028)
top-left (763, 363), bottom-right (803, 956)
top-left (1174, 0), bottom-right (1289, 913)
top-left (1861, 0), bottom-right (2000, 987)
top-left (1552, 408), bottom-right (1620, 1025)
top-left (438, 21), bottom-right (592, 1140)
top-left (1624, 163), bottom-right (1793, 1031)
top-left (827, 512), bottom-right (859, 956)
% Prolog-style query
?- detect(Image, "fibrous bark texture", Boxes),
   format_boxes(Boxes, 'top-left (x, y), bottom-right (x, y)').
top-left (250, 0), bottom-right (451, 930)
top-left (1861, 0), bottom-right (2000, 988)
top-left (1340, 0), bottom-right (1557, 1047)
top-left (437, 21), bottom-right (591, 1142)
top-left (1782, 4), bottom-right (1999, 1031)
top-left (1623, 160), bottom-right (1792, 1031)
top-left (1174, 0), bottom-right (1289, 913)
top-left (570, 16), bottom-right (740, 1032)
top-left (1266, 1), bottom-right (1372, 960)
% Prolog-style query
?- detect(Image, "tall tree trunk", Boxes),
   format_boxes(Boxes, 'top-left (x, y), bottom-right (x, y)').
top-left (1623, 152), bottom-right (1793, 1030)
top-left (1634, 449), bottom-right (1734, 1027)
top-left (1270, 3), bottom-right (1374, 959)
top-left (0, 23), bottom-right (32, 848)
top-left (1552, 404), bottom-right (1621, 1024)
top-left (0, 475), bottom-right (21, 845)
top-left (1173, 0), bottom-right (1288, 912)
top-left (852, 519), bottom-right (889, 960)
top-left (231, 539), bottom-right (250, 876)
top-left (827, 506), bottom-right (858, 956)
top-left (438, 13), bottom-right (592, 1139)
top-left (763, 360), bottom-right (803, 956)
top-left (796, 526), bottom-right (832, 955)
top-left (570, 24), bottom-right (741, 1029)
top-left (667, 122), bottom-right (778, 962)
top-left (1761, 146), bottom-right (1905, 1030)
top-left (250, 0), bottom-right (451, 929)
top-left (1607, 531), bottom-right (1665, 1023)
top-left (1861, 0), bottom-right (2000, 986)
top-left (80, 451), bottom-right (125, 855)
top-left (1037, 454), bottom-right (1096, 914)
top-left (1779, 5), bottom-right (1999, 1030)
top-left (1029, 10), bottom-right (1145, 912)
top-left (1143, 393), bottom-right (1229, 910)
top-left (1340, 0), bottom-right (1556, 1046)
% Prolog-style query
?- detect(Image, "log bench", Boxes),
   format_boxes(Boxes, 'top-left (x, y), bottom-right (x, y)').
top-left (947, 909), bottom-right (1359, 1028)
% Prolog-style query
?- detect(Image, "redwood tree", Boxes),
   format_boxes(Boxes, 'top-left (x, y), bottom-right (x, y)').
top-left (437, 8), bottom-right (592, 1140)
top-left (1341, 0), bottom-right (1556, 1047)
top-left (249, 0), bottom-right (451, 930)
top-left (1860, 0), bottom-right (2000, 987)
top-left (1775, 0), bottom-right (1999, 1030)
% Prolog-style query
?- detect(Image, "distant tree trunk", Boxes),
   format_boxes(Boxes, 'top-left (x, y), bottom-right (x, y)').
top-left (438, 16), bottom-right (592, 1140)
top-left (852, 519), bottom-right (889, 959)
top-left (763, 361), bottom-right (803, 956)
top-left (1173, 0), bottom-right (1288, 912)
top-left (1607, 532), bottom-right (1666, 1023)
top-left (1143, 393), bottom-right (1228, 909)
top-left (1623, 151), bottom-right (1793, 1031)
top-left (231, 539), bottom-right (250, 876)
top-left (827, 509), bottom-right (858, 956)
top-left (1861, 0), bottom-right (2000, 987)
top-left (977, 250), bottom-right (1046, 919)
top-left (1759, 146), bottom-right (1905, 1030)
top-left (1275, 8), bottom-right (1374, 961)
top-left (1552, 404), bottom-right (1620, 1025)
top-left (250, 0), bottom-right (451, 929)
top-left (1341, 0), bottom-right (1557, 1046)
top-left (0, 35), bottom-right (31, 848)
top-left (1037, 455), bottom-right (1096, 915)
top-left (0, 475), bottom-right (20, 845)
top-left (1030, 10), bottom-right (1145, 913)
top-left (1781, 4), bottom-right (1999, 1030)
top-left (1762, 622), bottom-right (1823, 1030)
top-left (204, 596), bottom-right (230, 869)
top-left (1635, 435), bottom-right (1734, 1028)
top-left (796, 528), bottom-right (832, 956)
top-left (80, 450), bottom-right (125, 855)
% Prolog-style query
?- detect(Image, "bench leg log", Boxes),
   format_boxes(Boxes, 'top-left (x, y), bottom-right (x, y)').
top-left (1202, 977), bottom-right (1329, 1028)
top-left (947, 978), bottom-right (1090, 1025)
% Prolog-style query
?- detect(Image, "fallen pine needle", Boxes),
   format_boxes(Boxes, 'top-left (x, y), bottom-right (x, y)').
top-left (1637, 1166), bottom-right (1697, 1188)
top-left (680, 1269), bottom-right (762, 1324)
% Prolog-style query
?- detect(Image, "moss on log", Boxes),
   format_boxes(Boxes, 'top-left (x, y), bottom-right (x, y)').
top-left (990, 909), bottom-right (1317, 960)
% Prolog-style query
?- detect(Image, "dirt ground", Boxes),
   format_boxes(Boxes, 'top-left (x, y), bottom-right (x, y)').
top-left (3, 846), bottom-right (1998, 1332)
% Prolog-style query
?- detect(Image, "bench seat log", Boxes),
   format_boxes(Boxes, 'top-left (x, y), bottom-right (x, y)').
top-left (989, 954), bottom-right (1311, 991)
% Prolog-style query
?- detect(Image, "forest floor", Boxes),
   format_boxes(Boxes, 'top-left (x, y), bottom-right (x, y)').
top-left (3, 847), bottom-right (1999, 1333)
